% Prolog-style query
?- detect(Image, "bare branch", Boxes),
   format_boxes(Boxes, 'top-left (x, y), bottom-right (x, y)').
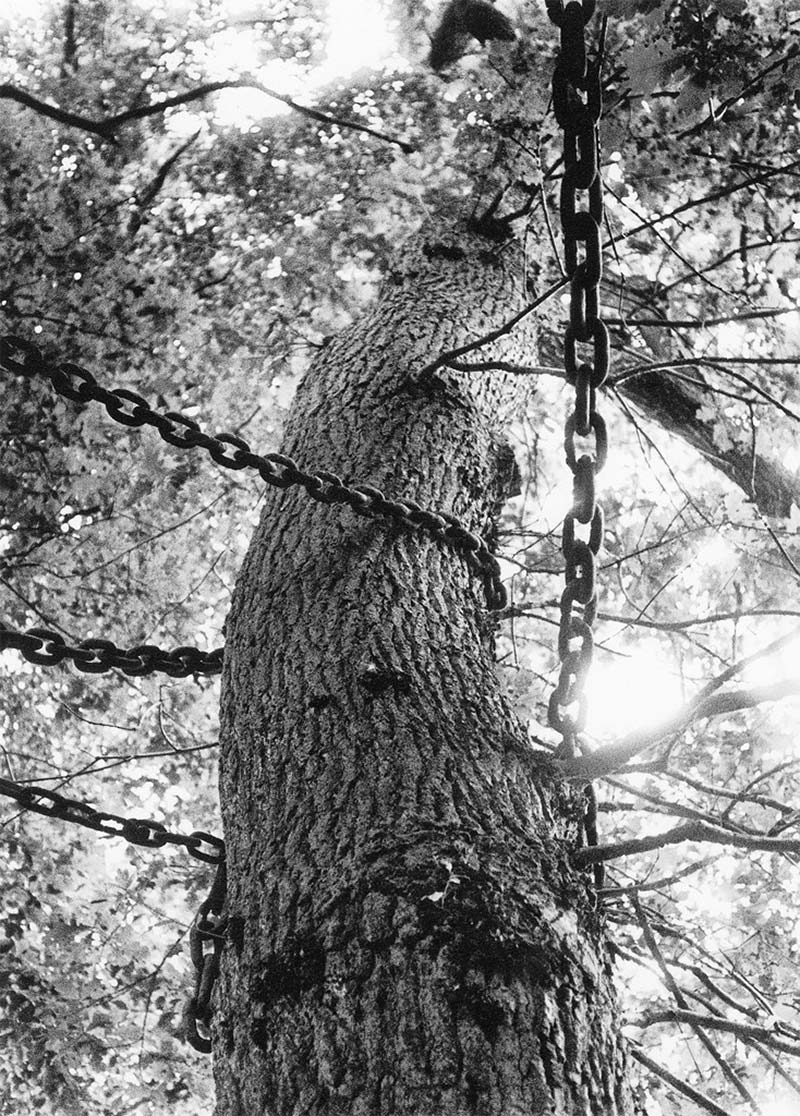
top-left (677, 43), bottom-right (800, 138)
top-left (597, 607), bottom-right (800, 633)
top-left (604, 306), bottom-right (798, 331)
top-left (416, 278), bottom-right (569, 380)
top-left (111, 80), bottom-right (415, 152)
top-left (617, 157), bottom-right (800, 244)
top-left (601, 856), bottom-right (719, 896)
top-left (629, 1047), bottom-right (730, 1116)
top-left (613, 357), bottom-right (800, 425)
top-left (653, 766), bottom-right (795, 818)
top-left (446, 360), bottom-right (564, 376)
top-left (631, 895), bottom-right (757, 1106)
top-left (574, 818), bottom-right (800, 867)
top-left (637, 1009), bottom-right (800, 1056)
top-left (0, 83), bottom-right (117, 138)
top-left (605, 777), bottom-right (760, 834)
top-left (128, 131), bottom-right (200, 237)
top-left (563, 626), bottom-right (800, 779)
top-left (0, 79), bottom-right (415, 152)
top-left (747, 1040), bottom-right (800, 1097)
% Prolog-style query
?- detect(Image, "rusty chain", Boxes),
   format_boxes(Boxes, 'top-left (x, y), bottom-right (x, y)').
top-left (0, 619), bottom-right (223, 677)
top-left (0, 775), bottom-right (225, 862)
top-left (185, 859), bottom-right (228, 1053)
top-left (0, 334), bottom-right (507, 611)
top-left (545, 0), bottom-right (609, 760)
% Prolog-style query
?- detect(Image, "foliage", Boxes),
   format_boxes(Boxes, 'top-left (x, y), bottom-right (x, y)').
top-left (0, 0), bottom-right (799, 1112)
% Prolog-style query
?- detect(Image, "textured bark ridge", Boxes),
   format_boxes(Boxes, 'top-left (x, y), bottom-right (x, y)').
top-left (216, 219), bottom-right (632, 1116)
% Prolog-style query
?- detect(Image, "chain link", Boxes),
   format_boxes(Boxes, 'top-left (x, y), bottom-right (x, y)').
top-left (545, 0), bottom-right (609, 757)
top-left (0, 620), bottom-right (223, 677)
top-left (0, 335), bottom-right (507, 611)
top-left (0, 775), bottom-right (225, 863)
top-left (185, 859), bottom-right (227, 1053)
top-left (0, 772), bottom-right (226, 1053)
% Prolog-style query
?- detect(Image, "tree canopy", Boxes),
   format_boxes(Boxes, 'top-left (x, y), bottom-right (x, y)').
top-left (1, 0), bottom-right (800, 1113)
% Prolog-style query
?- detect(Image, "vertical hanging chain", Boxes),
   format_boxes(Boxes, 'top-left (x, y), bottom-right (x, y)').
top-left (546, 0), bottom-right (610, 759)
top-left (185, 859), bottom-right (228, 1053)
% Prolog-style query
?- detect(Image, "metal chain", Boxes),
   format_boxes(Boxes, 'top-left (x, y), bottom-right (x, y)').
top-left (545, 0), bottom-right (610, 757)
top-left (0, 335), bottom-right (507, 611)
top-left (0, 620), bottom-right (223, 677)
top-left (0, 772), bottom-right (226, 1053)
top-left (185, 859), bottom-right (227, 1053)
top-left (0, 775), bottom-right (225, 863)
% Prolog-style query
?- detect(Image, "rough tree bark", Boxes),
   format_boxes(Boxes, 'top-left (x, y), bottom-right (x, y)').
top-left (215, 218), bottom-right (633, 1116)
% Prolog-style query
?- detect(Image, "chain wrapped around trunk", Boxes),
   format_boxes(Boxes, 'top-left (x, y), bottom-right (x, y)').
top-left (0, 335), bottom-right (506, 611)
top-left (545, 0), bottom-right (610, 759)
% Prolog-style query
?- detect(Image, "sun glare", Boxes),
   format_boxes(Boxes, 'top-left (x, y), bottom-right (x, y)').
top-left (188, 1), bottom-right (395, 130)
top-left (760, 1102), bottom-right (800, 1116)
top-left (3, 1), bottom-right (395, 132)
top-left (585, 642), bottom-right (685, 740)
top-left (322, 0), bottom-right (394, 79)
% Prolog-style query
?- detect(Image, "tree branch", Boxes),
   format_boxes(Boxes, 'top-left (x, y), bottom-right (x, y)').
top-left (631, 895), bottom-right (757, 1106)
top-left (629, 1047), bottom-right (730, 1116)
top-left (605, 307), bottom-right (799, 331)
top-left (618, 158), bottom-right (800, 244)
top-left (652, 766), bottom-right (794, 819)
top-left (637, 1009), bottom-right (800, 1056)
top-left (600, 855), bottom-right (719, 896)
top-left (0, 79), bottom-right (415, 152)
top-left (613, 356), bottom-right (800, 425)
top-left (597, 607), bottom-right (800, 633)
top-left (446, 360), bottom-right (564, 377)
top-left (128, 131), bottom-right (200, 237)
top-left (605, 777), bottom-right (761, 835)
top-left (676, 43), bottom-right (800, 138)
top-left (747, 1039), bottom-right (800, 1097)
top-left (416, 278), bottom-right (569, 380)
top-left (613, 367), bottom-right (800, 517)
top-left (564, 672), bottom-right (800, 779)
top-left (574, 818), bottom-right (800, 867)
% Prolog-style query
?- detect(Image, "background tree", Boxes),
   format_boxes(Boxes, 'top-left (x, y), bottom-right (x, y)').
top-left (1, 0), bottom-right (800, 1113)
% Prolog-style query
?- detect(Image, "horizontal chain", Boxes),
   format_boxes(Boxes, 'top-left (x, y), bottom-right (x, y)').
top-left (0, 775), bottom-right (225, 863)
top-left (0, 620), bottom-right (223, 677)
top-left (0, 335), bottom-right (506, 611)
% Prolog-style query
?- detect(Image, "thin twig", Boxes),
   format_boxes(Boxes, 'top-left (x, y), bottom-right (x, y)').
top-left (631, 895), bottom-right (758, 1107)
top-left (629, 1047), bottom-right (730, 1116)
top-left (604, 307), bottom-right (797, 330)
top-left (600, 854), bottom-right (718, 895)
top-left (416, 278), bottom-right (569, 380)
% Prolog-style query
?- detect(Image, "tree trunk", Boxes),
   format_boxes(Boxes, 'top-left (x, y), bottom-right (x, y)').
top-left (215, 219), bottom-right (633, 1115)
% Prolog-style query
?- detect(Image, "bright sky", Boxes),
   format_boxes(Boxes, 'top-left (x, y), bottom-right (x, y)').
top-left (2, 0), bottom-right (397, 129)
top-left (202, 0), bottom-right (396, 128)
top-left (208, 0), bottom-right (392, 127)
